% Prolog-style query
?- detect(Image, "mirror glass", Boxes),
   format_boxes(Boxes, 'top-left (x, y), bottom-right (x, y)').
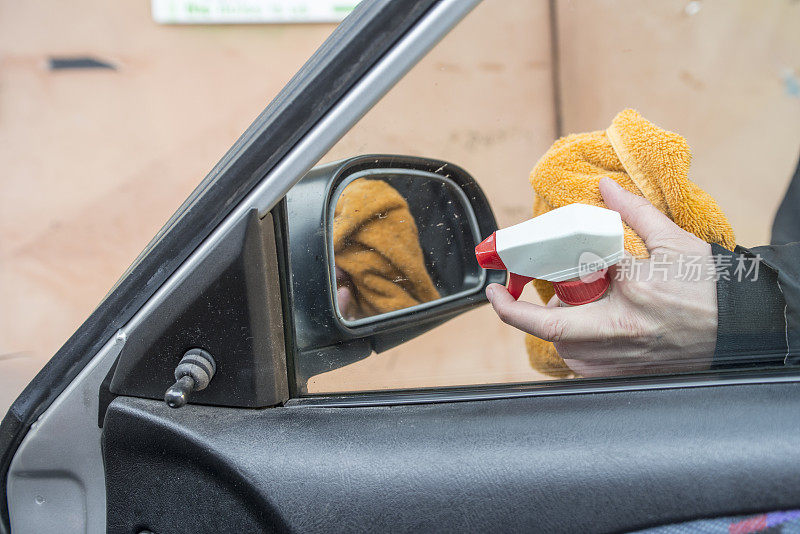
top-left (330, 169), bottom-right (484, 324)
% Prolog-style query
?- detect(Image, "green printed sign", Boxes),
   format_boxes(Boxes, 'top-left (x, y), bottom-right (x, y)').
top-left (151, 0), bottom-right (358, 24)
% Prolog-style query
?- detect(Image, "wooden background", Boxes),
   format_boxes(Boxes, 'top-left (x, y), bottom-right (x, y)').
top-left (1, 0), bottom-right (799, 409)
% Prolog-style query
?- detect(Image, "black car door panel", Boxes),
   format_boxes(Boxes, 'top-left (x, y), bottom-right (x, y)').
top-left (103, 382), bottom-right (800, 533)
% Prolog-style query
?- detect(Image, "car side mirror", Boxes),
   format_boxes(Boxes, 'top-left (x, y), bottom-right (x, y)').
top-left (285, 155), bottom-right (505, 392)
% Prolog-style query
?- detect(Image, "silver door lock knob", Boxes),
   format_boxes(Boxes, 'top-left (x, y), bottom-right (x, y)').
top-left (164, 349), bottom-right (216, 408)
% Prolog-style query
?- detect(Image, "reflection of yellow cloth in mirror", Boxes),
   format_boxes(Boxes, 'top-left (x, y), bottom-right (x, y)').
top-left (526, 109), bottom-right (736, 377)
top-left (333, 179), bottom-right (440, 317)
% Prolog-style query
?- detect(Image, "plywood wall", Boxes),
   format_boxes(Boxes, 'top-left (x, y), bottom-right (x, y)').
top-left (1, 0), bottom-right (798, 407)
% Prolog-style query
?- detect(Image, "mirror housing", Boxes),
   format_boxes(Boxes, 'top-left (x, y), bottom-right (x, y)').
top-left (285, 155), bottom-right (505, 391)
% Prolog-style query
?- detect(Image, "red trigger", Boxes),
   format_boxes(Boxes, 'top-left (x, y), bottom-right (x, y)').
top-left (507, 273), bottom-right (534, 300)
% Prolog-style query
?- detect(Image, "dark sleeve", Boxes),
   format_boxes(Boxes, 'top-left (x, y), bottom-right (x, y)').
top-left (747, 242), bottom-right (800, 366)
top-left (711, 243), bottom-right (788, 368)
top-left (770, 151), bottom-right (800, 245)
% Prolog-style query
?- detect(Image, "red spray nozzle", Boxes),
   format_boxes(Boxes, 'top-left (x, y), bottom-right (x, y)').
top-left (476, 233), bottom-right (531, 299)
top-left (475, 232), bottom-right (506, 270)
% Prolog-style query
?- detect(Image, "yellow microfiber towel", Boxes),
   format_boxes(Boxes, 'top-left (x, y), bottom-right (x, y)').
top-left (333, 178), bottom-right (440, 318)
top-left (526, 109), bottom-right (736, 377)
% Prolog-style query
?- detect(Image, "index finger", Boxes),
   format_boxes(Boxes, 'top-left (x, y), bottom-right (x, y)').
top-left (486, 284), bottom-right (605, 342)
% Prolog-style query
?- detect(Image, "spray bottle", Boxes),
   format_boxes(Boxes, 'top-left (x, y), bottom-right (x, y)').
top-left (475, 204), bottom-right (625, 305)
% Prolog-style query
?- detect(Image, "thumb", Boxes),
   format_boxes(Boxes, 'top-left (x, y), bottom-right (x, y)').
top-left (598, 177), bottom-right (682, 250)
top-left (485, 284), bottom-right (601, 342)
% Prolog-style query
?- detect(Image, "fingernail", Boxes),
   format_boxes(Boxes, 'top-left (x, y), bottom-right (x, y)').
top-left (601, 176), bottom-right (621, 190)
top-left (486, 286), bottom-right (495, 301)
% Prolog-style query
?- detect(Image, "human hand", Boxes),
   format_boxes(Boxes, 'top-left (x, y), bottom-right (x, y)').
top-left (486, 177), bottom-right (717, 377)
top-left (335, 266), bottom-right (358, 320)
